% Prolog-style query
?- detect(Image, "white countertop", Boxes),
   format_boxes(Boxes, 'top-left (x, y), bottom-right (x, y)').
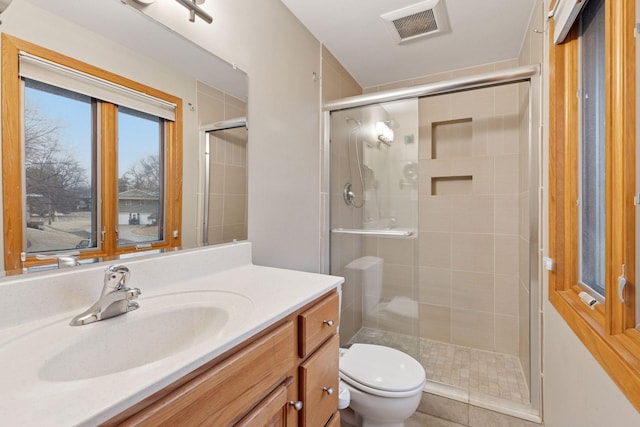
top-left (0, 242), bottom-right (343, 426)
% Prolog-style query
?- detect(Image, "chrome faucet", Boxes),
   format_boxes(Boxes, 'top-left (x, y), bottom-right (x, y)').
top-left (69, 265), bottom-right (141, 326)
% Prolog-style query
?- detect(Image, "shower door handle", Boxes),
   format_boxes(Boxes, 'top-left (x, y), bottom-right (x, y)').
top-left (331, 228), bottom-right (414, 238)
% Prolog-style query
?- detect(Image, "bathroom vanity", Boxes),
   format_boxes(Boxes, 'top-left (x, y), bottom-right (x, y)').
top-left (105, 291), bottom-right (340, 426)
top-left (0, 242), bottom-right (343, 426)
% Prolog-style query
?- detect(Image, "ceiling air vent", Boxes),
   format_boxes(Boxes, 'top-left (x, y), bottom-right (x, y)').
top-left (381, 0), bottom-right (450, 44)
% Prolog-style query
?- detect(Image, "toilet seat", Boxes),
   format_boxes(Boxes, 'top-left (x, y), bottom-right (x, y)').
top-left (339, 344), bottom-right (426, 398)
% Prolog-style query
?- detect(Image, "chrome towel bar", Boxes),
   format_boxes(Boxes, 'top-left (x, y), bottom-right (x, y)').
top-left (331, 228), bottom-right (414, 237)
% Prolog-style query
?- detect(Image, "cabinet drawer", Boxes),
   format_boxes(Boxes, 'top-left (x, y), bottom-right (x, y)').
top-left (120, 321), bottom-right (295, 427)
top-left (299, 292), bottom-right (339, 358)
top-left (299, 334), bottom-right (339, 427)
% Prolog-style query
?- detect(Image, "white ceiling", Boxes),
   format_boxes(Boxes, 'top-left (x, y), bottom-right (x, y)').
top-left (280, 0), bottom-right (537, 88)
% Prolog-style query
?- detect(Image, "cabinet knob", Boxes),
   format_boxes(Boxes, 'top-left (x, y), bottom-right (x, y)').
top-left (322, 319), bottom-right (334, 327)
top-left (322, 386), bottom-right (334, 395)
top-left (289, 400), bottom-right (303, 411)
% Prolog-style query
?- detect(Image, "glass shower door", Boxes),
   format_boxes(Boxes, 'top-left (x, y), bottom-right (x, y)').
top-left (330, 99), bottom-right (419, 359)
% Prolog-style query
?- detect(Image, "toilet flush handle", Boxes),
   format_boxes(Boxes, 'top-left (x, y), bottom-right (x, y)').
top-left (322, 319), bottom-right (334, 327)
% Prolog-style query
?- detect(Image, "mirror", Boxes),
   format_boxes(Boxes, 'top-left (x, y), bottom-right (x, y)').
top-left (0, 0), bottom-right (248, 275)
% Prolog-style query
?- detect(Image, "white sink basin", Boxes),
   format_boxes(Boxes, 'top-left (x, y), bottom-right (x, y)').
top-left (30, 290), bottom-right (253, 382)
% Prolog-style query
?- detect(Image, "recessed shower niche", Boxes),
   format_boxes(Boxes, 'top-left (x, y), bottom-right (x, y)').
top-left (431, 117), bottom-right (472, 159)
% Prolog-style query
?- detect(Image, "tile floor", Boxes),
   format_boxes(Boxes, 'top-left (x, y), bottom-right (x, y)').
top-left (349, 328), bottom-right (530, 405)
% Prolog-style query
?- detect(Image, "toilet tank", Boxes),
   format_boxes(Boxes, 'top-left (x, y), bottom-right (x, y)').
top-left (344, 256), bottom-right (383, 319)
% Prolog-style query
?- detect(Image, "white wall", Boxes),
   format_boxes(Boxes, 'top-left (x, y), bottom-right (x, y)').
top-left (540, 0), bottom-right (640, 425)
top-left (127, 0), bottom-right (323, 272)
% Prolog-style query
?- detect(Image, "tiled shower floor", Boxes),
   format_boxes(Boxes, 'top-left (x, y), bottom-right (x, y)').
top-left (349, 328), bottom-right (530, 406)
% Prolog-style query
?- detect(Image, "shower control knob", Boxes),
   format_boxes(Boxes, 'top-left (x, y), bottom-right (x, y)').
top-left (289, 400), bottom-right (303, 411)
top-left (322, 386), bottom-right (334, 395)
top-left (322, 319), bottom-right (334, 327)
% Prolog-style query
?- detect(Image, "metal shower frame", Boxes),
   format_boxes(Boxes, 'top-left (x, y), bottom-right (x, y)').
top-left (321, 64), bottom-right (542, 421)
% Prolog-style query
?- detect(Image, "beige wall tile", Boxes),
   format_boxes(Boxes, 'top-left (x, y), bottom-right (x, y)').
top-left (494, 235), bottom-right (519, 276)
top-left (222, 224), bottom-right (246, 241)
top-left (451, 308), bottom-right (494, 351)
top-left (210, 163), bottom-right (225, 194)
top-left (494, 314), bottom-right (518, 355)
top-left (503, 114), bottom-right (520, 155)
top-left (378, 238), bottom-right (416, 266)
top-left (419, 231), bottom-right (451, 268)
top-left (494, 155), bottom-right (519, 194)
top-left (494, 84), bottom-right (519, 115)
top-left (419, 303), bottom-right (451, 341)
top-left (495, 274), bottom-right (519, 316)
top-left (472, 117), bottom-right (490, 157)
top-left (420, 266), bottom-right (452, 306)
top-left (494, 194), bottom-right (518, 235)
top-left (519, 191), bottom-right (530, 240)
top-left (420, 196), bottom-right (452, 232)
top-left (207, 225), bottom-right (223, 245)
top-left (518, 237), bottom-right (530, 291)
top-left (450, 195), bottom-right (494, 233)
top-left (451, 87), bottom-right (494, 118)
top-left (452, 271), bottom-right (494, 312)
top-left (451, 233), bottom-right (494, 274)
top-left (419, 95), bottom-right (454, 127)
top-left (382, 263), bottom-right (415, 300)
top-left (518, 283), bottom-right (530, 385)
top-left (223, 165), bottom-right (247, 195)
top-left (223, 194), bottom-right (246, 225)
top-left (207, 194), bottom-right (223, 227)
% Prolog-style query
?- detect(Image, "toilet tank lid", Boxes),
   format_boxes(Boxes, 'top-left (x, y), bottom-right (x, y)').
top-left (339, 344), bottom-right (426, 393)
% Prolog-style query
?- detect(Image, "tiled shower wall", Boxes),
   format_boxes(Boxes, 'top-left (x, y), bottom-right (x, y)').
top-left (364, 59), bottom-right (528, 358)
top-left (417, 79), bottom-right (523, 356)
top-left (197, 81), bottom-right (248, 245)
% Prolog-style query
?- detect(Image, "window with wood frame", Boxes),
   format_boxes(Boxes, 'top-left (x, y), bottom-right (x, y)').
top-left (549, 0), bottom-right (640, 411)
top-left (1, 34), bottom-right (183, 273)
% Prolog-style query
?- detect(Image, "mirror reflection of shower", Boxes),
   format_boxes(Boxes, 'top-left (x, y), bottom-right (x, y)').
top-left (201, 117), bottom-right (248, 246)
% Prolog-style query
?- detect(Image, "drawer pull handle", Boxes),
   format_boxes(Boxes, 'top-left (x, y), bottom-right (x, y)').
top-left (289, 400), bottom-right (303, 411)
top-left (322, 386), bottom-right (334, 395)
top-left (322, 319), bottom-right (334, 327)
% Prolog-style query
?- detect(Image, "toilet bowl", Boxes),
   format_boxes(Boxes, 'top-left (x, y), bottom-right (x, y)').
top-left (339, 343), bottom-right (426, 427)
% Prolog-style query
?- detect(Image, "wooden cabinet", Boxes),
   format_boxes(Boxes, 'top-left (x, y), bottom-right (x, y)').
top-left (104, 290), bottom-right (339, 427)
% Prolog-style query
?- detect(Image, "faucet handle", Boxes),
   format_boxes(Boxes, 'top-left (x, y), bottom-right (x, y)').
top-left (103, 265), bottom-right (131, 294)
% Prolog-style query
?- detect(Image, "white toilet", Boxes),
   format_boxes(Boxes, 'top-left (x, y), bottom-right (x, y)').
top-left (339, 343), bottom-right (426, 427)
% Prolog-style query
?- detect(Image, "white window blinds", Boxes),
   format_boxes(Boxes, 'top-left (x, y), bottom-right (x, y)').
top-left (18, 51), bottom-right (176, 121)
top-left (553, 0), bottom-right (588, 44)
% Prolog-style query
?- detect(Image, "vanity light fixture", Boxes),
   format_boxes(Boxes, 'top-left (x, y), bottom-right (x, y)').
top-left (376, 121), bottom-right (394, 145)
top-left (175, 0), bottom-right (213, 24)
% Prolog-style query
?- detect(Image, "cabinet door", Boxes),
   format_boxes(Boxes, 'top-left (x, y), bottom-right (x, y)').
top-left (324, 412), bottom-right (340, 427)
top-left (120, 321), bottom-right (295, 426)
top-left (299, 334), bottom-right (339, 426)
top-left (235, 379), bottom-right (291, 427)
